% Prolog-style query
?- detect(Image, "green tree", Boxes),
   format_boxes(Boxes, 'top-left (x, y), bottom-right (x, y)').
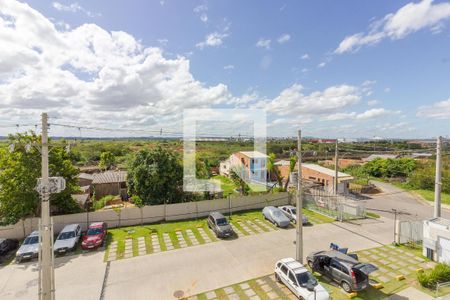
top-left (99, 151), bottom-right (116, 170)
top-left (0, 132), bottom-right (81, 225)
top-left (127, 147), bottom-right (183, 205)
top-left (267, 153), bottom-right (283, 190)
top-left (230, 167), bottom-right (250, 195)
top-left (284, 156), bottom-right (297, 191)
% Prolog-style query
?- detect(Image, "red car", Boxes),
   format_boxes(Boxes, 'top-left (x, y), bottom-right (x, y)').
top-left (81, 222), bottom-right (107, 250)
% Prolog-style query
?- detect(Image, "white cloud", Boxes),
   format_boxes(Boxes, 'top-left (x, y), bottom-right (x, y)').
top-left (223, 64), bottom-right (234, 70)
top-left (260, 55), bottom-right (272, 70)
top-left (52, 1), bottom-right (100, 17)
top-left (256, 38), bottom-right (271, 49)
top-left (355, 108), bottom-right (400, 120)
top-left (0, 0), bottom-right (236, 130)
top-left (384, 87), bottom-right (391, 93)
top-left (193, 4), bottom-right (208, 23)
top-left (196, 32), bottom-right (229, 49)
top-left (157, 38), bottom-right (168, 46)
top-left (317, 62), bottom-right (326, 68)
top-left (335, 0), bottom-right (450, 54)
top-left (265, 84), bottom-right (361, 116)
top-left (301, 53), bottom-right (310, 60)
top-left (277, 33), bottom-right (291, 44)
top-left (367, 100), bottom-right (379, 106)
top-left (417, 99), bottom-right (450, 118)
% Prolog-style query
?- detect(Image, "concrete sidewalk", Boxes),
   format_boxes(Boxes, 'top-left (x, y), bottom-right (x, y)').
top-left (388, 287), bottom-right (434, 300)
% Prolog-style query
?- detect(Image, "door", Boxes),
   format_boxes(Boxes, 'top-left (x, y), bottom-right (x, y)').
top-left (287, 270), bottom-right (299, 297)
top-left (438, 237), bottom-right (450, 263)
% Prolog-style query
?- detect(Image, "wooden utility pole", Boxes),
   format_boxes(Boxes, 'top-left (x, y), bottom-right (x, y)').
top-left (296, 130), bottom-right (303, 263)
top-left (434, 136), bottom-right (442, 218)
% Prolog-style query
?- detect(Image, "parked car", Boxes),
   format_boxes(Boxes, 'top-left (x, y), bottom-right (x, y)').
top-left (279, 205), bottom-right (308, 225)
top-left (207, 212), bottom-right (234, 238)
top-left (16, 231), bottom-right (39, 262)
top-left (262, 206), bottom-right (290, 228)
top-left (54, 224), bottom-right (81, 254)
top-left (306, 250), bottom-right (378, 292)
top-left (0, 238), bottom-right (19, 257)
top-left (275, 257), bottom-right (330, 300)
top-left (81, 222), bottom-right (107, 250)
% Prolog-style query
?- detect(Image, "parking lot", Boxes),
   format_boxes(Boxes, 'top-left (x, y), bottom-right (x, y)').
top-left (104, 209), bottom-right (334, 262)
top-left (190, 244), bottom-right (439, 300)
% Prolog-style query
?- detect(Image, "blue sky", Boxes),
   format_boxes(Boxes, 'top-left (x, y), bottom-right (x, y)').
top-left (0, 0), bottom-right (449, 138)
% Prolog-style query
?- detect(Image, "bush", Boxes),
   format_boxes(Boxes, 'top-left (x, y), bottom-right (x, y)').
top-left (93, 195), bottom-right (116, 210)
top-left (418, 263), bottom-right (450, 289)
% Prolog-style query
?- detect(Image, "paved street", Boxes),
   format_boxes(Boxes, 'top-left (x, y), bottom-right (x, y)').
top-left (366, 181), bottom-right (450, 220)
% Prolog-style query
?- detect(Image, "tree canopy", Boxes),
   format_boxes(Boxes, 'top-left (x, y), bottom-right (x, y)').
top-left (127, 147), bottom-right (183, 205)
top-left (99, 151), bottom-right (116, 170)
top-left (0, 133), bottom-right (81, 225)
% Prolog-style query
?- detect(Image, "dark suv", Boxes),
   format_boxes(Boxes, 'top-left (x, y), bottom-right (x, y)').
top-left (307, 250), bottom-right (378, 292)
top-left (207, 212), bottom-right (234, 238)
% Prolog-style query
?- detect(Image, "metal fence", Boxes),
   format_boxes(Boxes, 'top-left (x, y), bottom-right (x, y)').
top-left (303, 188), bottom-right (366, 221)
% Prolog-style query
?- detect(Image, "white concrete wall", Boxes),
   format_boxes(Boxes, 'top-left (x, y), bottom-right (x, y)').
top-left (422, 220), bottom-right (450, 261)
top-left (0, 193), bottom-right (290, 239)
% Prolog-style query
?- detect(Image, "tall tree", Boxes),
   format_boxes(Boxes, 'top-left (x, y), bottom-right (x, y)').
top-left (284, 155), bottom-right (297, 191)
top-left (267, 153), bottom-right (283, 189)
top-left (99, 151), bottom-right (116, 170)
top-left (0, 132), bottom-right (81, 225)
top-left (127, 147), bottom-right (183, 205)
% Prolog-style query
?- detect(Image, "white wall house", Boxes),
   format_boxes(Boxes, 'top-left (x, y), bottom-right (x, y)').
top-left (423, 218), bottom-right (450, 263)
top-left (219, 151), bottom-right (268, 183)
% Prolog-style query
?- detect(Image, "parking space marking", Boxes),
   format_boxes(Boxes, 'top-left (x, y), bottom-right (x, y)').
top-left (197, 227), bottom-right (212, 243)
top-left (176, 231), bottom-right (188, 248)
top-left (162, 233), bottom-right (174, 250)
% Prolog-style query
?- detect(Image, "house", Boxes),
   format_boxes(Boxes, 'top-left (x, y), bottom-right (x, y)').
top-left (78, 173), bottom-right (94, 187)
top-left (423, 218), bottom-right (450, 263)
top-left (92, 171), bottom-right (128, 200)
top-left (321, 158), bottom-right (363, 169)
top-left (363, 154), bottom-right (399, 162)
top-left (301, 164), bottom-right (354, 194)
top-left (219, 151), bottom-right (268, 183)
top-left (273, 162), bottom-right (354, 194)
top-left (72, 193), bottom-right (90, 209)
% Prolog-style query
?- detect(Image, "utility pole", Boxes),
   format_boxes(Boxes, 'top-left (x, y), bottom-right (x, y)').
top-left (434, 136), bottom-right (442, 218)
top-left (39, 113), bottom-right (54, 300)
top-left (334, 139), bottom-right (339, 195)
top-left (296, 129), bottom-right (303, 263)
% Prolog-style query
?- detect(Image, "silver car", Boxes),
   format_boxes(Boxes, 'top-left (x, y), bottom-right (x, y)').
top-left (54, 224), bottom-right (81, 254)
top-left (262, 206), bottom-right (291, 228)
top-left (16, 231), bottom-right (39, 262)
top-left (279, 205), bottom-right (308, 225)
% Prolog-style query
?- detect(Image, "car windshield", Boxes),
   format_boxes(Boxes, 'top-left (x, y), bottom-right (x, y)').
top-left (273, 210), bottom-right (283, 217)
top-left (296, 271), bottom-right (318, 287)
top-left (58, 231), bottom-right (75, 240)
top-left (23, 236), bottom-right (39, 245)
top-left (291, 208), bottom-right (296, 214)
top-left (87, 228), bottom-right (103, 235)
top-left (216, 218), bottom-right (228, 226)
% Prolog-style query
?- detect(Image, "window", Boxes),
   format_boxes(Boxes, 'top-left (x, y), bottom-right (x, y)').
top-left (288, 271), bottom-right (297, 285)
top-left (280, 265), bottom-right (288, 275)
top-left (330, 260), bottom-right (342, 271)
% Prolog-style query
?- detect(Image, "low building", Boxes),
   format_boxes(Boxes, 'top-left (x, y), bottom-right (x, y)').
top-left (423, 218), bottom-right (450, 263)
top-left (302, 164), bottom-right (354, 194)
top-left (92, 171), bottom-right (127, 200)
top-left (219, 151), bottom-right (268, 183)
top-left (273, 161), bottom-right (354, 194)
top-left (78, 173), bottom-right (94, 187)
top-left (321, 158), bottom-right (363, 169)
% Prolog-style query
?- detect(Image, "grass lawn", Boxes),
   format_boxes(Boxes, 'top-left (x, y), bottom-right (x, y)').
top-left (104, 208), bottom-right (334, 261)
top-left (411, 189), bottom-right (450, 205)
top-left (211, 175), bottom-right (238, 196)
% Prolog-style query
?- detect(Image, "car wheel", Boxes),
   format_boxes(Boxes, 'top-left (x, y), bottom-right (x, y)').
top-left (341, 281), bottom-right (352, 293)
top-left (275, 273), bottom-right (281, 282)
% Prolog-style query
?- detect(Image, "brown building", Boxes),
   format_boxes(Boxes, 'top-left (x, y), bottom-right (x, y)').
top-left (274, 161), bottom-right (353, 194)
top-left (92, 171), bottom-right (128, 200)
top-left (321, 158), bottom-right (363, 169)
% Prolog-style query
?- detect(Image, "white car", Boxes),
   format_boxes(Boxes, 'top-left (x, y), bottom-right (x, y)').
top-left (279, 205), bottom-right (308, 225)
top-left (275, 258), bottom-right (330, 300)
top-left (16, 231), bottom-right (40, 262)
top-left (54, 224), bottom-right (81, 254)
